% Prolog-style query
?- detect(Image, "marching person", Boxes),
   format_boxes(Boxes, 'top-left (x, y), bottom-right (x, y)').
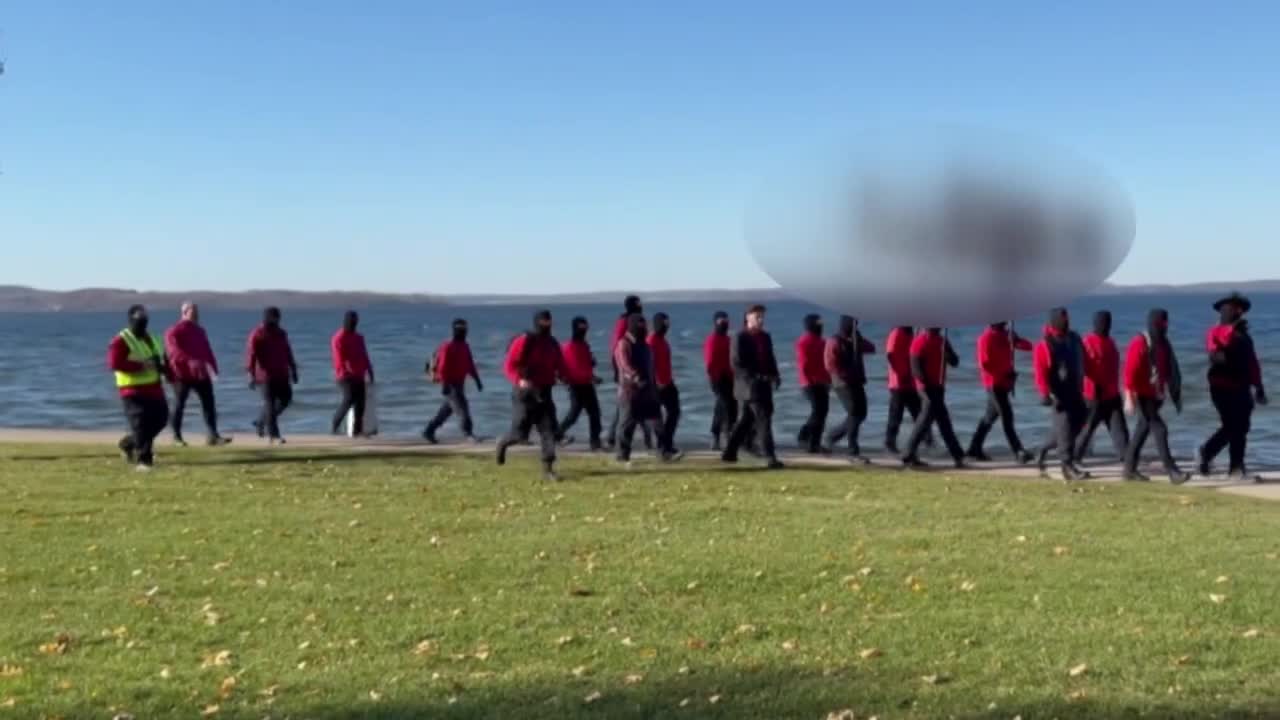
top-left (329, 310), bottom-right (375, 437)
top-left (614, 313), bottom-right (682, 464)
top-left (108, 304), bottom-right (172, 471)
top-left (884, 326), bottom-right (932, 454)
top-left (649, 312), bottom-right (682, 455)
top-left (246, 306), bottom-right (298, 444)
top-left (1122, 308), bottom-right (1191, 483)
top-left (823, 315), bottom-right (876, 462)
top-left (966, 321), bottom-right (1034, 463)
top-left (1031, 308), bottom-right (1091, 481)
top-left (721, 305), bottom-right (783, 469)
top-left (795, 313), bottom-right (831, 454)
top-left (704, 310), bottom-right (736, 450)
top-left (901, 328), bottom-right (965, 469)
top-left (1074, 310), bottom-right (1129, 462)
top-left (424, 318), bottom-right (482, 443)
top-left (496, 310), bottom-right (568, 480)
top-left (1199, 292), bottom-right (1267, 479)
top-left (606, 295), bottom-right (652, 450)
top-left (164, 302), bottom-right (230, 446)
top-left (558, 316), bottom-right (604, 450)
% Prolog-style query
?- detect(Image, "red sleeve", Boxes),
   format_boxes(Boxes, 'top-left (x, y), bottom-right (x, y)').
top-left (1123, 337), bottom-right (1145, 392)
top-left (1032, 342), bottom-right (1050, 397)
top-left (823, 338), bottom-right (839, 376)
top-left (244, 329), bottom-right (259, 374)
top-left (794, 337), bottom-right (808, 383)
top-left (108, 336), bottom-right (146, 372)
top-left (614, 338), bottom-right (636, 383)
top-left (887, 332), bottom-right (910, 376)
top-left (858, 336), bottom-right (875, 354)
top-left (977, 333), bottom-right (994, 373)
top-left (285, 332), bottom-right (297, 372)
top-left (504, 336), bottom-right (525, 385)
top-left (164, 328), bottom-right (188, 372)
top-left (611, 318), bottom-right (627, 349)
top-left (202, 329), bottom-right (219, 374)
top-left (436, 341), bottom-right (451, 381)
top-left (465, 345), bottom-right (477, 377)
top-left (703, 335), bottom-right (715, 374)
top-left (1249, 344), bottom-right (1263, 388)
top-left (330, 333), bottom-right (344, 376)
top-left (1013, 334), bottom-right (1033, 351)
top-left (360, 336), bottom-right (372, 372)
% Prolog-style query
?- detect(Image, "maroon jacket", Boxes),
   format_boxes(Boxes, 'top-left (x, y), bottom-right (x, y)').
top-left (245, 324), bottom-right (296, 383)
top-left (165, 319), bottom-right (219, 383)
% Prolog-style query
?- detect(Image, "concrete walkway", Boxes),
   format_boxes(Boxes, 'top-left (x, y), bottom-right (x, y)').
top-left (2, 427), bottom-right (1277, 501)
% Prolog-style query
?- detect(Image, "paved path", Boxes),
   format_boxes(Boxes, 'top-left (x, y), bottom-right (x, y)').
top-left (2, 427), bottom-right (1278, 501)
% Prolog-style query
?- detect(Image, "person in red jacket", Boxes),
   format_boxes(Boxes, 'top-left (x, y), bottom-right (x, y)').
top-left (164, 302), bottom-right (230, 446)
top-left (615, 313), bottom-right (681, 464)
top-left (884, 326), bottom-right (931, 453)
top-left (1198, 293), bottom-right (1267, 479)
top-left (1122, 308), bottom-right (1190, 483)
top-left (823, 315), bottom-right (876, 461)
top-left (1030, 308), bottom-right (1090, 481)
top-left (557, 316), bottom-right (603, 450)
top-left (108, 304), bottom-right (173, 470)
top-left (966, 321), bottom-right (1034, 463)
top-left (795, 313), bottom-right (831, 454)
top-left (648, 312), bottom-right (682, 454)
top-left (330, 310), bottom-right (375, 436)
top-left (901, 328), bottom-right (965, 468)
top-left (1073, 310), bottom-right (1129, 463)
top-left (496, 310), bottom-right (567, 480)
top-left (606, 295), bottom-right (651, 449)
top-left (245, 306), bottom-right (298, 444)
top-left (424, 318), bottom-right (483, 443)
top-left (704, 311), bottom-right (736, 450)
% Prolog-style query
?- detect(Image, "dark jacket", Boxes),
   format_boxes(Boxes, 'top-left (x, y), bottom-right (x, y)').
top-left (1033, 326), bottom-right (1087, 407)
top-left (731, 329), bottom-right (780, 401)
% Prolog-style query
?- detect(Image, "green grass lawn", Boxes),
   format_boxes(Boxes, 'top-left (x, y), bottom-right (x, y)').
top-left (2, 444), bottom-right (1280, 719)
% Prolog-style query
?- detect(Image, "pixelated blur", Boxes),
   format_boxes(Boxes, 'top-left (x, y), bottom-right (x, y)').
top-left (745, 126), bottom-right (1135, 327)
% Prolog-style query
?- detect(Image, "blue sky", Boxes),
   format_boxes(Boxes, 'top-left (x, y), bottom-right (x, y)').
top-left (2, 1), bottom-right (1278, 294)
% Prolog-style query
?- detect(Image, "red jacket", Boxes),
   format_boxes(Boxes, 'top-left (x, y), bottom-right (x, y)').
top-left (107, 333), bottom-right (168, 399)
top-left (886, 328), bottom-right (914, 390)
top-left (504, 332), bottom-right (564, 388)
top-left (1124, 334), bottom-right (1172, 399)
top-left (560, 338), bottom-right (596, 386)
top-left (910, 332), bottom-right (948, 389)
top-left (795, 332), bottom-right (831, 387)
top-left (245, 325), bottom-right (295, 383)
top-left (704, 333), bottom-right (731, 382)
top-left (331, 329), bottom-right (371, 382)
top-left (165, 319), bottom-right (218, 383)
top-left (976, 327), bottom-right (1032, 390)
top-left (1206, 324), bottom-right (1263, 390)
top-left (824, 334), bottom-right (875, 386)
top-left (433, 338), bottom-right (476, 386)
top-left (648, 334), bottom-right (674, 387)
top-left (1082, 333), bottom-right (1120, 400)
top-left (610, 316), bottom-right (628, 352)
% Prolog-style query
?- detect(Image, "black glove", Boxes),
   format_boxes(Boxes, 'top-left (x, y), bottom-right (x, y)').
top-left (475, 379), bottom-right (484, 392)
top-left (1173, 397), bottom-right (1183, 414)
top-left (1040, 395), bottom-right (1053, 407)
top-left (1257, 388), bottom-right (1268, 406)
top-left (772, 376), bottom-right (782, 390)
top-left (248, 377), bottom-right (257, 391)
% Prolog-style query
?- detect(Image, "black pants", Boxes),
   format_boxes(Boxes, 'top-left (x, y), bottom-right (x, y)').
top-left (797, 385), bottom-right (830, 453)
top-left (332, 379), bottom-right (368, 435)
top-left (709, 376), bottom-right (738, 440)
top-left (825, 384), bottom-right (868, 455)
top-left (886, 389), bottom-right (929, 448)
top-left (608, 397), bottom-right (652, 448)
top-left (498, 388), bottom-right (558, 468)
top-left (968, 388), bottom-right (1025, 455)
top-left (616, 392), bottom-right (666, 461)
top-left (903, 387), bottom-right (964, 461)
top-left (1124, 396), bottom-right (1177, 473)
top-left (258, 379), bottom-right (293, 439)
top-left (724, 388), bottom-right (777, 461)
top-left (657, 384), bottom-right (681, 451)
top-left (558, 383), bottom-right (602, 449)
top-left (121, 394), bottom-right (169, 465)
top-left (1202, 386), bottom-right (1254, 472)
top-left (1075, 395), bottom-right (1129, 461)
top-left (427, 383), bottom-right (474, 437)
top-left (1037, 400), bottom-right (1087, 470)
top-left (172, 379), bottom-right (218, 440)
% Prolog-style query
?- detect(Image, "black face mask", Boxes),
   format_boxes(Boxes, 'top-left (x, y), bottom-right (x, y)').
top-left (129, 316), bottom-right (149, 335)
top-left (1147, 309), bottom-right (1169, 340)
top-left (572, 321), bottom-right (588, 341)
top-left (654, 320), bottom-right (670, 337)
top-left (990, 322), bottom-right (1008, 332)
top-left (628, 316), bottom-right (648, 341)
top-left (713, 313), bottom-right (729, 334)
top-left (1048, 308), bottom-right (1069, 334)
top-left (839, 316), bottom-right (855, 337)
top-left (1092, 311), bottom-right (1112, 337)
top-left (453, 326), bottom-right (468, 341)
top-left (535, 323), bottom-right (551, 336)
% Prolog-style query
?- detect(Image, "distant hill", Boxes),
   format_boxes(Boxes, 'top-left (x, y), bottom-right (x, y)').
top-left (0, 281), bottom-right (1275, 312)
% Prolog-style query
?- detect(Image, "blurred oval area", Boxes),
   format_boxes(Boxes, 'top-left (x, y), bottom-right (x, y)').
top-left (745, 126), bottom-right (1136, 327)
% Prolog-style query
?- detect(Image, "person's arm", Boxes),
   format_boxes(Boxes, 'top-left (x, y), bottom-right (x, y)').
top-left (1168, 344), bottom-right (1183, 412)
top-left (330, 333), bottom-right (344, 379)
top-left (1123, 337), bottom-right (1143, 413)
top-left (108, 335), bottom-right (146, 373)
top-left (614, 339), bottom-right (639, 386)
top-left (1012, 333), bottom-right (1034, 352)
top-left (731, 333), bottom-right (754, 382)
top-left (466, 345), bottom-right (481, 391)
top-left (361, 336), bottom-right (375, 384)
top-left (164, 328), bottom-right (190, 377)
top-left (823, 337), bottom-right (840, 380)
top-left (286, 333), bottom-right (299, 383)
top-left (977, 334), bottom-right (995, 376)
top-left (909, 344), bottom-right (928, 388)
top-left (857, 335), bottom-right (876, 354)
top-left (1032, 343), bottom-right (1051, 402)
top-left (244, 331), bottom-right (259, 386)
top-left (944, 338), bottom-right (959, 368)
top-left (504, 335), bottom-right (526, 387)
top-left (703, 336), bottom-right (716, 379)
top-left (203, 329), bottom-right (219, 376)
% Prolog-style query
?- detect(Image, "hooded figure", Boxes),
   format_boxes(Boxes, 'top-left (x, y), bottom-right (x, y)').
top-left (330, 309), bottom-right (374, 437)
top-left (705, 310), bottom-right (737, 449)
top-left (901, 327), bottom-right (966, 469)
top-left (1200, 293), bottom-right (1266, 478)
top-left (1121, 308), bottom-right (1189, 483)
top-left (557, 316), bottom-right (603, 450)
top-left (424, 317), bottom-right (482, 444)
top-left (968, 318), bottom-right (1035, 464)
top-left (795, 313), bottom-right (831, 453)
top-left (497, 309), bottom-right (568, 480)
top-left (1031, 307), bottom-right (1090, 480)
top-left (824, 315), bottom-right (877, 461)
top-left (884, 325), bottom-right (930, 453)
top-left (108, 304), bottom-right (172, 470)
top-left (1074, 309), bottom-right (1129, 463)
top-left (648, 312), bottom-right (682, 456)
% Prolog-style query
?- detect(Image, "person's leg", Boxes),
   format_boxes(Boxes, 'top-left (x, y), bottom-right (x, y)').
top-left (849, 385), bottom-right (868, 457)
top-left (350, 380), bottom-right (367, 436)
top-left (332, 380), bottom-right (355, 434)
top-left (967, 392), bottom-right (1000, 457)
top-left (451, 385), bottom-right (474, 437)
top-left (1075, 399), bottom-right (1104, 461)
top-left (259, 383), bottom-right (276, 438)
top-left (272, 380), bottom-right (293, 439)
top-left (826, 385), bottom-right (853, 450)
top-left (710, 381), bottom-right (726, 443)
top-left (753, 397), bottom-right (779, 463)
top-left (660, 384), bottom-right (681, 452)
top-left (534, 393), bottom-right (558, 473)
top-left (424, 387), bottom-right (454, 441)
top-left (171, 382), bottom-right (192, 442)
top-left (722, 401), bottom-right (756, 460)
top-left (616, 395), bottom-right (639, 462)
top-left (930, 392), bottom-right (965, 463)
top-left (193, 380), bottom-right (220, 440)
top-left (1232, 393), bottom-right (1254, 474)
top-left (902, 392), bottom-right (938, 462)
top-left (1124, 403), bottom-right (1151, 477)
top-left (1201, 386), bottom-right (1233, 468)
top-left (1100, 397), bottom-right (1130, 459)
top-left (1143, 399), bottom-right (1177, 472)
top-left (137, 396), bottom-right (170, 466)
top-left (584, 385), bottom-right (603, 450)
top-left (496, 390), bottom-right (532, 464)
top-left (120, 397), bottom-right (144, 461)
top-left (559, 385), bottom-right (585, 437)
top-left (995, 389), bottom-right (1025, 455)
top-left (885, 390), bottom-right (905, 451)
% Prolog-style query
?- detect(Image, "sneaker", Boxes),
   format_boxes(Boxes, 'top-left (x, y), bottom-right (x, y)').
top-left (711, 437), bottom-right (722, 452)
top-left (1169, 469), bottom-right (1191, 485)
top-left (884, 441), bottom-right (900, 456)
top-left (464, 435), bottom-right (484, 445)
top-left (496, 444), bottom-right (508, 466)
top-left (207, 435), bottom-right (232, 446)
top-left (720, 452), bottom-right (738, 464)
top-left (557, 435), bottom-right (575, 448)
top-left (173, 436), bottom-right (188, 448)
top-left (965, 450), bottom-right (993, 462)
top-left (1196, 446), bottom-right (1211, 476)
top-left (1063, 464), bottom-right (1089, 482)
top-left (135, 463), bottom-right (153, 473)
top-left (766, 458), bottom-right (785, 470)
top-left (422, 428), bottom-right (439, 445)
top-left (1015, 449), bottom-right (1034, 465)
top-left (660, 449), bottom-right (685, 463)
top-left (901, 456), bottom-right (929, 470)
top-left (1123, 470), bottom-right (1151, 482)
top-left (118, 438), bottom-right (135, 464)
top-left (952, 457), bottom-right (967, 470)
top-left (848, 454), bottom-right (871, 466)
top-left (253, 420), bottom-right (265, 438)
top-left (542, 465), bottom-right (562, 482)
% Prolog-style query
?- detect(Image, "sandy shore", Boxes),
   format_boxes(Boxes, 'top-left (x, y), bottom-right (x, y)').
top-left (2, 427), bottom-right (1276, 501)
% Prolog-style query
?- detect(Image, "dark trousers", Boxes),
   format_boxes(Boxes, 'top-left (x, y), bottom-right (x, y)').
top-left (1037, 400), bottom-right (1087, 470)
top-left (121, 394), bottom-right (169, 465)
top-left (797, 385), bottom-right (830, 452)
top-left (724, 388), bottom-right (777, 461)
top-left (825, 384), bottom-right (868, 455)
top-left (968, 388), bottom-right (1025, 455)
top-left (1202, 386), bottom-right (1254, 472)
top-left (616, 392), bottom-right (666, 461)
top-left (886, 389), bottom-right (929, 448)
top-left (1075, 395), bottom-right (1129, 461)
top-left (657, 384), bottom-right (681, 451)
top-left (427, 383), bottom-right (474, 437)
top-left (608, 397), bottom-right (652, 448)
top-left (332, 379), bottom-right (368, 435)
top-left (903, 387), bottom-right (964, 461)
top-left (709, 376), bottom-right (738, 440)
top-left (258, 379), bottom-right (293, 439)
top-left (498, 388), bottom-right (558, 468)
top-left (172, 379), bottom-right (218, 440)
top-left (1124, 396), bottom-right (1178, 473)
top-left (558, 383), bottom-right (602, 448)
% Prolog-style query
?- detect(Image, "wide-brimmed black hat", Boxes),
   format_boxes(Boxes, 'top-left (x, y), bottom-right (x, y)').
top-left (1213, 292), bottom-right (1252, 313)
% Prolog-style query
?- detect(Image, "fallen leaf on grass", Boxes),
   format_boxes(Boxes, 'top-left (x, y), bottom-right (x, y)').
top-left (556, 635), bottom-right (575, 648)
top-left (859, 648), bottom-right (882, 660)
top-left (735, 624), bottom-right (757, 635)
top-left (960, 581), bottom-right (977, 592)
top-left (709, 694), bottom-right (722, 704)
top-left (1175, 655), bottom-right (1193, 666)
top-left (260, 685), bottom-right (280, 698)
top-left (1053, 546), bottom-right (1070, 557)
top-left (1015, 535), bottom-right (1028, 543)
top-left (1068, 663), bottom-right (1089, 677)
top-left (825, 711), bottom-right (857, 720)
top-left (201, 705), bottom-right (220, 717)
top-left (819, 602), bottom-right (833, 614)
top-left (1067, 690), bottom-right (1087, 701)
top-left (212, 561), bottom-right (231, 571)
top-left (111, 714), bottom-right (134, 720)
top-left (0, 665), bottom-right (22, 678)
top-left (620, 637), bottom-right (635, 647)
top-left (0, 698), bottom-right (14, 709)
top-left (159, 667), bottom-right (171, 679)
top-left (369, 690), bottom-right (383, 702)
top-left (583, 691), bottom-right (603, 704)
top-left (685, 638), bottom-right (707, 650)
top-left (569, 588), bottom-right (595, 597)
top-left (38, 633), bottom-right (73, 655)
top-left (218, 676), bottom-right (237, 698)
top-left (679, 698), bottom-right (692, 707)
top-left (413, 639), bottom-right (437, 656)
top-left (200, 651), bottom-right (233, 669)
top-left (297, 641), bottom-right (311, 651)
top-left (473, 645), bottom-right (491, 661)
top-left (624, 674), bottom-right (644, 685)
top-left (1215, 575), bottom-right (1230, 584)
top-left (922, 673), bottom-right (950, 685)
top-left (1243, 629), bottom-right (1261, 639)
top-left (781, 640), bottom-right (798, 652)
top-left (1209, 594), bottom-right (1227, 605)
top-left (571, 665), bottom-right (589, 678)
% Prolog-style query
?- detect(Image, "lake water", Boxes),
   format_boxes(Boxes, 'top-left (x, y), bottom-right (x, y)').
top-left (2, 295), bottom-right (1276, 465)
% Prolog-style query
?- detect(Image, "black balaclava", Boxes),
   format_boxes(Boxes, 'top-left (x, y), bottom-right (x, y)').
top-left (452, 318), bottom-right (468, 341)
top-left (627, 312), bottom-right (648, 341)
top-left (897, 325), bottom-right (913, 335)
top-left (839, 315), bottom-right (856, 338)
top-left (127, 304), bottom-right (149, 335)
top-left (713, 311), bottom-right (730, 335)
top-left (803, 313), bottom-right (823, 335)
top-left (343, 310), bottom-right (359, 332)
top-left (653, 312), bottom-right (670, 337)
top-left (926, 327), bottom-right (942, 336)
top-left (1092, 310), bottom-right (1112, 337)
top-left (533, 310), bottom-right (553, 336)
top-left (1147, 308), bottom-right (1169, 340)
top-left (264, 306), bottom-right (282, 329)
top-left (571, 316), bottom-right (588, 341)
top-left (990, 321), bottom-right (1009, 331)
top-left (1048, 307), bottom-right (1069, 334)
top-left (624, 295), bottom-right (642, 315)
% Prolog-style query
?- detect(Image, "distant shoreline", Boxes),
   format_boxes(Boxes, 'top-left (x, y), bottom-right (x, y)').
top-left (1, 281), bottom-right (1277, 313)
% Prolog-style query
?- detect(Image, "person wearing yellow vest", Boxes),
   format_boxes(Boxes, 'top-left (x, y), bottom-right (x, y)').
top-left (106, 305), bottom-right (172, 470)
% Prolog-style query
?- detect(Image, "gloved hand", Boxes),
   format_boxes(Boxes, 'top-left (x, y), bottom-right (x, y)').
top-left (291, 370), bottom-right (299, 385)
top-left (475, 379), bottom-right (484, 392)
top-left (1257, 388), bottom-right (1269, 406)
top-left (592, 375), bottom-right (604, 386)
top-left (1040, 395), bottom-right (1053, 407)
top-left (772, 376), bottom-right (782, 390)
top-left (1173, 397), bottom-right (1183, 414)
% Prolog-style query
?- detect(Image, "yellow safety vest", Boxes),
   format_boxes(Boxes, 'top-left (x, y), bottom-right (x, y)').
top-left (114, 329), bottom-right (165, 388)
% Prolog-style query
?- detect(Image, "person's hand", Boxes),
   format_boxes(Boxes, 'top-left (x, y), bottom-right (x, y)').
top-left (1040, 395), bottom-right (1053, 407)
top-left (475, 379), bottom-right (484, 392)
top-left (592, 375), bottom-right (603, 386)
top-left (772, 376), bottom-right (782, 390)
top-left (518, 378), bottom-right (531, 390)
top-left (291, 370), bottom-right (299, 385)
top-left (1256, 388), bottom-right (1268, 406)
top-left (1173, 397), bottom-right (1184, 414)
top-left (1124, 394), bottom-right (1135, 416)
top-left (248, 377), bottom-right (257, 391)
